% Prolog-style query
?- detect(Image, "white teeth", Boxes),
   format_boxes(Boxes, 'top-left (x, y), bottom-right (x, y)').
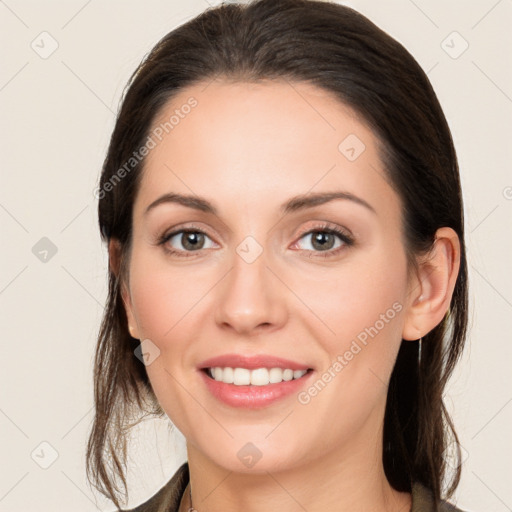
top-left (222, 367), bottom-right (234, 383)
top-left (207, 367), bottom-right (308, 385)
top-left (250, 368), bottom-right (269, 386)
top-left (213, 367), bottom-right (223, 381)
top-left (233, 368), bottom-right (251, 385)
top-left (283, 369), bottom-right (294, 381)
top-left (269, 367), bottom-right (283, 383)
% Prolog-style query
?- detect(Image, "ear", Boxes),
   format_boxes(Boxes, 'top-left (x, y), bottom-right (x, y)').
top-left (109, 239), bottom-right (140, 340)
top-left (402, 227), bottom-right (461, 341)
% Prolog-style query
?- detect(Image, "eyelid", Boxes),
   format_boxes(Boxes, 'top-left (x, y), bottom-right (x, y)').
top-left (294, 220), bottom-right (353, 239)
top-left (158, 221), bottom-right (351, 242)
top-left (156, 222), bottom-right (220, 256)
top-left (160, 222), bottom-right (218, 243)
top-left (157, 220), bottom-right (354, 257)
top-left (292, 223), bottom-right (354, 254)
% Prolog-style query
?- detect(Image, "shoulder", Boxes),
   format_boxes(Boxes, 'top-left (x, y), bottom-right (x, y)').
top-left (118, 461), bottom-right (189, 512)
top-left (411, 481), bottom-right (468, 512)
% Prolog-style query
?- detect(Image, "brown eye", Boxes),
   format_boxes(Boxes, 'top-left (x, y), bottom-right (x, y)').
top-left (159, 228), bottom-right (217, 257)
top-left (295, 227), bottom-right (353, 254)
top-left (307, 231), bottom-right (337, 251)
top-left (176, 231), bottom-right (206, 251)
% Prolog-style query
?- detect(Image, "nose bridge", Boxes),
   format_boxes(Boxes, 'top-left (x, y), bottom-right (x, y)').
top-left (214, 236), bottom-right (286, 333)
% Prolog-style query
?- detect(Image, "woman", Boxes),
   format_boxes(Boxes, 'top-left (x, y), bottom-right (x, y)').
top-left (87, 1), bottom-right (469, 511)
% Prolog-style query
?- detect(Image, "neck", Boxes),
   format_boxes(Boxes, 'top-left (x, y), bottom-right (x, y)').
top-left (183, 436), bottom-right (411, 512)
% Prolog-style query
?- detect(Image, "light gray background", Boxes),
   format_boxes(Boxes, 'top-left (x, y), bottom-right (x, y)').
top-left (1, 1), bottom-right (511, 511)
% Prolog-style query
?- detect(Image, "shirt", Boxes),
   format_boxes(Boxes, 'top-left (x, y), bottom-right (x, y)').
top-left (120, 462), bottom-right (467, 512)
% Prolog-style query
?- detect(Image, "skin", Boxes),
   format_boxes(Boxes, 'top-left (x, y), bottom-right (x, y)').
top-left (110, 79), bottom-right (460, 512)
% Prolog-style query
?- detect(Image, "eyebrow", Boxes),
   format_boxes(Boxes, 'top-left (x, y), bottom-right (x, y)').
top-left (144, 190), bottom-right (377, 217)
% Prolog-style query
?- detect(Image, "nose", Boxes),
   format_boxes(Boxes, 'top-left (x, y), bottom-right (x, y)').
top-left (214, 246), bottom-right (288, 336)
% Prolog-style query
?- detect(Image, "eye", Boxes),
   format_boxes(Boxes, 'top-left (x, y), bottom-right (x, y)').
top-left (293, 223), bottom-right (354, 257)
top-left (156, 222), bottom-right (355, 259)
top-left (158, 227), bottom-right (217, 257)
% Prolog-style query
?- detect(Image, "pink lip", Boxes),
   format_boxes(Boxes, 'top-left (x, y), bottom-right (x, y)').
top-left (198, 368), bottom-right (314, 409)
top-left (198, 353), bottom-right (312, 371)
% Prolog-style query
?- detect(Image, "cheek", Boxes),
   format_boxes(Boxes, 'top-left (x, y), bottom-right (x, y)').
top-left (299, 252), bottom-right (405, 337)
top-left (127, 245), bottom-right (213, 341)
top-left (130, 271), bottom-right (178, 341)
top-left (290, 255), bottom-right (407, 435)
top-left (127, 251), bottom-right (207, 427)
top-left (127, 246), bottom-right (225, 408)
top-left (293, 243), bottom-right (407, 388)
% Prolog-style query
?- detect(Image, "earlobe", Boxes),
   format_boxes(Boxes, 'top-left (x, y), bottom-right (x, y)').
top-left (109, 238), bottom-right (140, 339)
top-left (120, 275), bottom-right (141, 340)
top-left (127, 323), bottom-right (139, 339)
top-left (109, 239), bottom-right (121, 277)
top-left (121, 283), bottom-right (140, 339)
top-left (402, 227), bottom-right (460, 341)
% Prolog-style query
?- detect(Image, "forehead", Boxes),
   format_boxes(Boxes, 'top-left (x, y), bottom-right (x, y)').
top-left (134, 79), bottom-right (399, 223)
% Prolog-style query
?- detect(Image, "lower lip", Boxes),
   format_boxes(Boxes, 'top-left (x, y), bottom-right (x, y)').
top-left (199, 369), bottom-right (314, 409)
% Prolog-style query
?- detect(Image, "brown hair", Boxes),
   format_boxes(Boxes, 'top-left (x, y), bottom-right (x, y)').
top-left (87, 0), bottom-right (468, 509)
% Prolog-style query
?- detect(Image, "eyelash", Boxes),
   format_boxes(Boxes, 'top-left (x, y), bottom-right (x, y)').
top-left (157, 222), bottom-right (355, 259)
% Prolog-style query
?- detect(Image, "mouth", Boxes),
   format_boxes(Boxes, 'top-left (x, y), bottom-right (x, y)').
top-left (201, 366), bottom-right (314, 386)
top-left (198, 366), bottom-right (315, 409)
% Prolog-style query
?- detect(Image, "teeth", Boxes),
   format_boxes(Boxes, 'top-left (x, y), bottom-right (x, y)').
top-left (207, 367), bottom-right (308, 385)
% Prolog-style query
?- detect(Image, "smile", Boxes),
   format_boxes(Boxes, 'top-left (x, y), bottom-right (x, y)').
top-left (205, 366), bottom-right (310, 385)
top-left (199, 367), bottom-right (314, 409)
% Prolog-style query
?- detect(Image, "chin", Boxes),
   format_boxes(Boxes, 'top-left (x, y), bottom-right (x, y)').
top-left (202, 440), bottom-right (307, 475)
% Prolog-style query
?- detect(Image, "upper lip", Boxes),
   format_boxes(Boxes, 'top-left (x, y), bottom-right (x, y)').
top-left (198, 354), bottom-right (312, 371)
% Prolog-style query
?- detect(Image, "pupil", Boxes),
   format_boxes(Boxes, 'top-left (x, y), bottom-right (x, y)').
top-left (183, 232), bottom-right (203, 250)
top-left (313, 232), bottom-right (333, 250)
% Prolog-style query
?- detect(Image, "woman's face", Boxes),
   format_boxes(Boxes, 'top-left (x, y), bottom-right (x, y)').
top-left (121, 79), bottom-right (422, 473)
